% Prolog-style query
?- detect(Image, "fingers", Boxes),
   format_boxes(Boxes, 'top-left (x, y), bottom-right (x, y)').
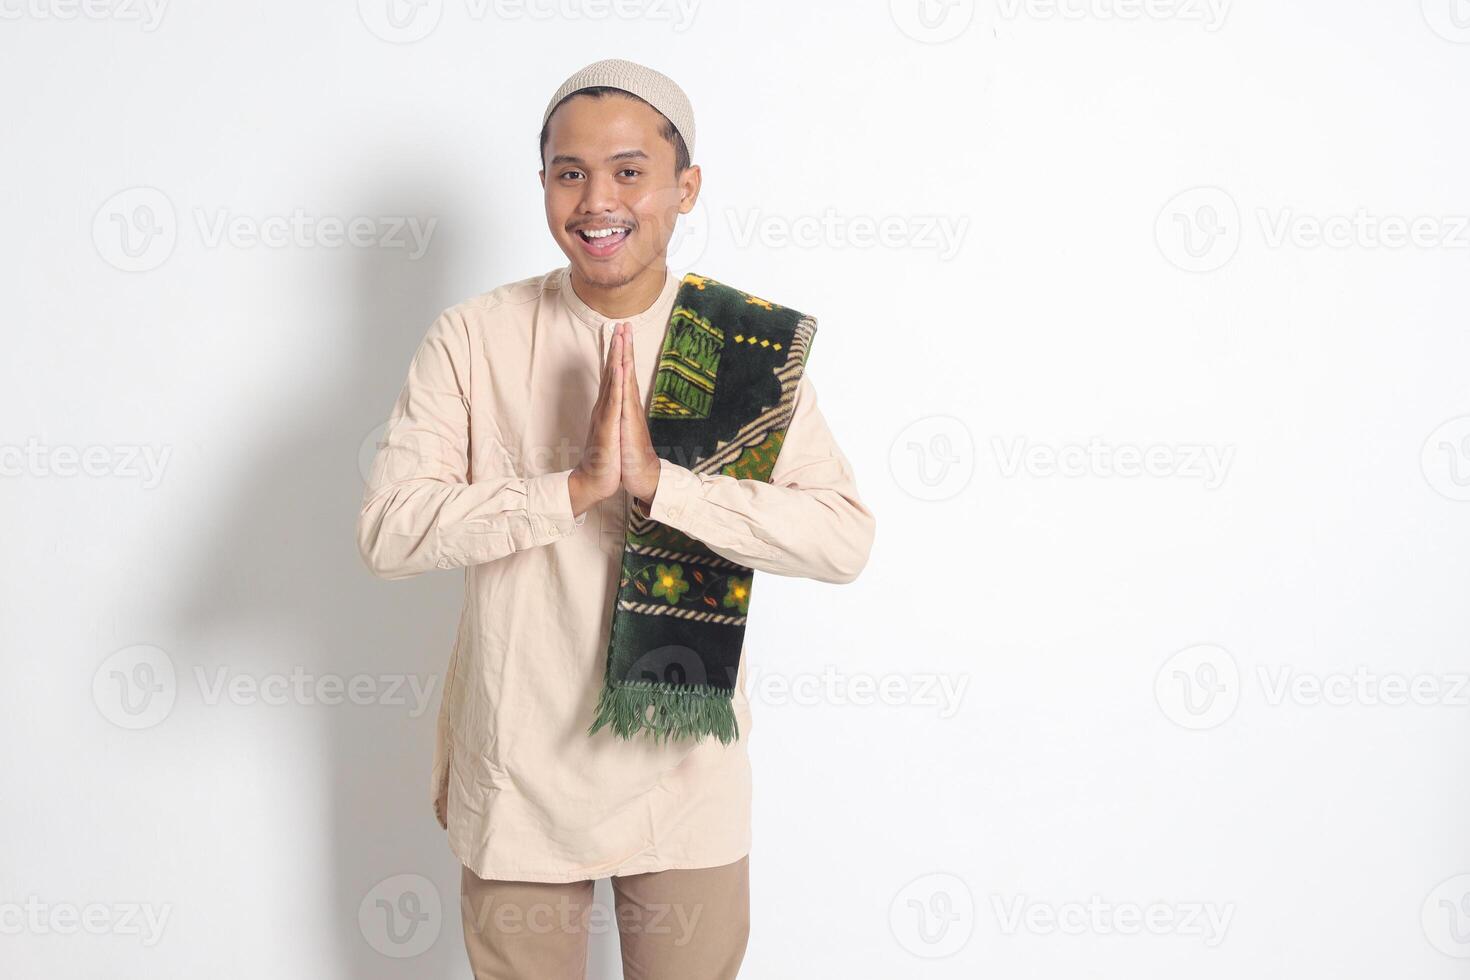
top-left (621, 324), bottom-right (641, 417)
top-left (586, 331), bottom-right (622, 482)
top-left (595, 330), bottom-right (611, 406)
top-left (610, 328), bottom-right (625, 420)
top-left (599, 331), bottom-right (623, 421)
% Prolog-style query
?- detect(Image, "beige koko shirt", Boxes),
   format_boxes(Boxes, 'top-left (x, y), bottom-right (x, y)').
top-left (357, 264), bottom-right (876, 883)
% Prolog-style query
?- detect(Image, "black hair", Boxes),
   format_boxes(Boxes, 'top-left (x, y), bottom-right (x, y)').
top-left (538, 86), bottom-right (691, 173)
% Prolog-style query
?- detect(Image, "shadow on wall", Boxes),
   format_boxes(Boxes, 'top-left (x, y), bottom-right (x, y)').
top-left (166, 184), bottom-right (460, 976)
top-left (169, 172), bottom-right (625, 978)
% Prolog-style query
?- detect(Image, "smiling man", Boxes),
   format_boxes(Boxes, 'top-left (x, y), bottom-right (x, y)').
top-left (357, 58), bottom-right (876, 979)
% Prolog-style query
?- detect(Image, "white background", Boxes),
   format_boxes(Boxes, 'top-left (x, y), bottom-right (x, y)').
top-left (4, 0), bottom-right (1469, 977)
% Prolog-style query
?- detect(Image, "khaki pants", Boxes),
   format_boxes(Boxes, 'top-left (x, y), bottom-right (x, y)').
top-left (460, 855), bottom-right (750, 979)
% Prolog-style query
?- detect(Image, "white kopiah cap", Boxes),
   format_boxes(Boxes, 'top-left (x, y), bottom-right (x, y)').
top-left (542, 57), bottom-right (695, 160)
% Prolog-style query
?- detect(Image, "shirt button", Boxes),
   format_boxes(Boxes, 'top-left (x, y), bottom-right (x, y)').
top-left (667, 506), bottom-right (680, 518)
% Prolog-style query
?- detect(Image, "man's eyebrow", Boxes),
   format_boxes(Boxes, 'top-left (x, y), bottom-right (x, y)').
top-left (548, 149), bottom-right (650, 167)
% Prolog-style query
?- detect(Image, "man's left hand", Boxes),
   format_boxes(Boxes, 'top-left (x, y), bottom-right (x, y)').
top-left (617, 322), bottom-right (661, 504)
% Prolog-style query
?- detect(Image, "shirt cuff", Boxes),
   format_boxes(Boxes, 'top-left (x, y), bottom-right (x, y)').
top-left (644, 457), bottom-right (703, 529)
top-left (526, 467), bottom-right (587, 540)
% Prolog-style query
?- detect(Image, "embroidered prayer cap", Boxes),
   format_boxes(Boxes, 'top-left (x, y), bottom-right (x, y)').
top-left (542, 58), bottom-right (695, 161)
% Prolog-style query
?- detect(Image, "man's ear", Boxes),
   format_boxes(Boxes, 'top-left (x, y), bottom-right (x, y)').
top-left (538, 169), bottom-right (546, 190)
top-left (679, 164), bottom-right (702, 215)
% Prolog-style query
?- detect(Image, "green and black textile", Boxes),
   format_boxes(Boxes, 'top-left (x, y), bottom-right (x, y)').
top-left (587, 272), bottom-right (817, 745)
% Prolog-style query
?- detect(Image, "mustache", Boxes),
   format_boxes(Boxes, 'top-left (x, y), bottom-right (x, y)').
top-left (568, 219), bottom-right (637, 232)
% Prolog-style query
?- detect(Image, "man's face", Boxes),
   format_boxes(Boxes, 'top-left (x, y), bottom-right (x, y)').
top-left (540, 93), bottom-right (698, 290)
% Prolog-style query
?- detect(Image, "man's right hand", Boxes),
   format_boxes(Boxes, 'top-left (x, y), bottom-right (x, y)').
top-left (568, 324), bottom-right (627, 517)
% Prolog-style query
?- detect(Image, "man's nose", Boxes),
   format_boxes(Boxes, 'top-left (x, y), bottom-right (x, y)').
top-left (577, 172), bottom-right (621, 214)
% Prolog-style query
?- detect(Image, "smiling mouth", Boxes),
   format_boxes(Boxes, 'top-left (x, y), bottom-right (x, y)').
top-left (574, 225), bottom-right (632, 255)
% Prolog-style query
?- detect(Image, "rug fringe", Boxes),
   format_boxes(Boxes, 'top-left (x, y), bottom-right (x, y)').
top-left (587, 681), bottom-right (739, 745)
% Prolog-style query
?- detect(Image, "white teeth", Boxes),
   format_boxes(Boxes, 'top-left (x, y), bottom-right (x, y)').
top-left (581, 227), bottom-right (627, 239)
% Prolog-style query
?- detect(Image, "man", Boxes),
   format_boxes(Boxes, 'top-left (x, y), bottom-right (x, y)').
top-left (357, 58), bottom-right (875, 979)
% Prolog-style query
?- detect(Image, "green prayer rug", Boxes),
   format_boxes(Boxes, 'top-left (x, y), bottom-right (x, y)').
top-left (587, 272), bottom-right (817, 744)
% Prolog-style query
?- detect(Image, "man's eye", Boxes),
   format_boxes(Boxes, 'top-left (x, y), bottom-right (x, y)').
top-left (560, 170), bottom-right (584, 180)
top-left (618, 169), bottom-right (641, 178)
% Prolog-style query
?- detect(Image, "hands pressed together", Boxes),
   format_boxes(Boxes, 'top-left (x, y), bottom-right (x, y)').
top-left (567, 322), bottom-right (662, 518)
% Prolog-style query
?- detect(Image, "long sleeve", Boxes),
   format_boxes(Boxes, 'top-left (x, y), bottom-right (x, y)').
top-left (636, 371), bottom-right (875, 584)
top-left (357, 309), bottom-right (586, 581)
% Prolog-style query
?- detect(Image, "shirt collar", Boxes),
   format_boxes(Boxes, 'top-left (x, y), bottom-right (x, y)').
top-left (556, 263), bottom-right (681, 332)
